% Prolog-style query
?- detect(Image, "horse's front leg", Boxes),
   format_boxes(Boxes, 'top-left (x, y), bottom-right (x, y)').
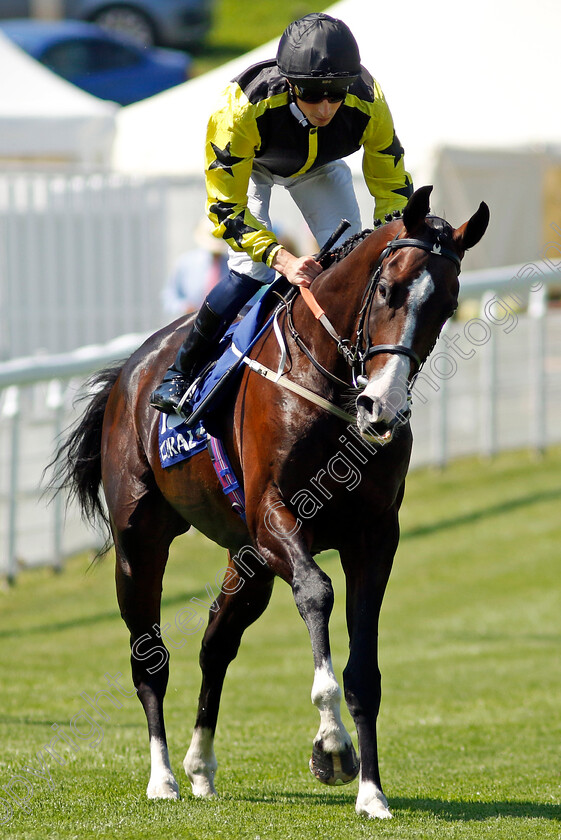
top-left (255, 498), bottom-right (359, 786)
top-left (340, 509), bottom-right (400, 819)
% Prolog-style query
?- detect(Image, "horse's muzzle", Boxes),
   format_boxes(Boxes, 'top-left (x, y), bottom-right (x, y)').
top-left (356, 394), bottom-right (411, 444)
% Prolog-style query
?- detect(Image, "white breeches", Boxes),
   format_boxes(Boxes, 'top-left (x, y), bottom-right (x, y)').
top-left (227, 159), bottom-right (363, 282)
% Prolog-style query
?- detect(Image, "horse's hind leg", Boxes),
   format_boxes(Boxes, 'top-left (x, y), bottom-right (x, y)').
top-left (113, 494), bottom-right (187, 800)
top-left (184, 551), bottom-right (274, 797)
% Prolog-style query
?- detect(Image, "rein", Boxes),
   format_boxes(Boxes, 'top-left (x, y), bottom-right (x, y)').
top-left (237, 225), bottom-right (462, 429)
top-left (286, 288), bottom-right (353, 389)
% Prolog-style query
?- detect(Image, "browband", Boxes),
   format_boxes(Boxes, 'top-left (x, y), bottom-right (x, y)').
top-left (381, 236), bottom-right (462, 274)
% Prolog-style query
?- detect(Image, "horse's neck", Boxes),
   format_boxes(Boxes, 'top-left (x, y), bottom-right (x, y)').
top-left (284, 225), bottom-right (396, 390)
top-left (312, 222), bottom-right (400, 332)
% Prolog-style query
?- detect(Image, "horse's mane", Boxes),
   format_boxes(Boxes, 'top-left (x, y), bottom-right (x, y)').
top-left (319, 210), bottom-right (404, 269)
top-left (319, 229), bottom-right (373, 269)
top-left (318, 211), bottom-right (454, 270)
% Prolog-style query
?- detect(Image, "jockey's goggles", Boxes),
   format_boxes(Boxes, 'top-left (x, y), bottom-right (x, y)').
top-left (292, 83), bottom-right (348, 104)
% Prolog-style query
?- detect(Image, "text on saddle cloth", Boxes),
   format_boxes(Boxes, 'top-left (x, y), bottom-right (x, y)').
top-left (158, 413), bottom-right (246, 521)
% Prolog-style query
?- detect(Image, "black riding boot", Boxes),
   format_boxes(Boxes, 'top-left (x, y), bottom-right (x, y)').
top-left (150, 302), bottom-right (224, 415)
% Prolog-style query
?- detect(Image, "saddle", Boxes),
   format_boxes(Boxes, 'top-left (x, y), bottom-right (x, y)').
top-left (171, 278), bottom-right (290, 435)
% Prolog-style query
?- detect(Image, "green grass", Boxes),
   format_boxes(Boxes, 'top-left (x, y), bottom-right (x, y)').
top-left (190, 1), bottom-right (323, 75)
top-left (1, 447), bottom-right (560, 839)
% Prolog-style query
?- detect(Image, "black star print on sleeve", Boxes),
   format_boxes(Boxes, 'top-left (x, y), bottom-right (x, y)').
top-left (208, 200), bottom-right (236, 224)
top-left (392, 175), bottom-right (414, 200)
top-left (379, 132), bottom-right (405, 167)
top-left (222, 215), bottom-right (257, 247)
top-left (208, 141), bottom-right (245, 177)
top-left (208, 201), bottom-right (258, 248)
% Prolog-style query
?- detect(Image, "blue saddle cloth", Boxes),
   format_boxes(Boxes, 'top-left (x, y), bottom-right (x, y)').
top-left (157, 414), bottom-right (246, 521)
top-left (184, 280), bottom-right (285, 434)
top-left (158, 415), bottom-right (207, 468)
top-left (158, 279), bottom-right (284, 462)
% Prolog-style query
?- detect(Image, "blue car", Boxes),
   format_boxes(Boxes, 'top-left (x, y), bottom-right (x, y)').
top-left (0, 0), bottom-right (214, 49)
top-left (0, 19), bottom-right (191, 105)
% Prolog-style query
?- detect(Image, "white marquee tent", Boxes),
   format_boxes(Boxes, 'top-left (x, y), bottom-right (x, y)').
top-left (111, 0), bottom-right (561, 267)
top-left (0, 31), bottom-right (117, 165)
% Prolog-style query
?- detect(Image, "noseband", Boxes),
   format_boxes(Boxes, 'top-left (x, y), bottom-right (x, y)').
top-left (355, 233), bottom-right (462, 383)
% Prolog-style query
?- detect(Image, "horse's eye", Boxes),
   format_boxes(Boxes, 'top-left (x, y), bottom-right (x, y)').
top-left (377, 283), bottom-right (388, 301)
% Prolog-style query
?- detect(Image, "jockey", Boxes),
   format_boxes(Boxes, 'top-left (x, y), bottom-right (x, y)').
top-left (150, 12), bottom-right (413, 416)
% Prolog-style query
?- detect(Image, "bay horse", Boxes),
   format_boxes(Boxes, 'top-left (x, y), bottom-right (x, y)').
top-left (52, 186), bottom-right (489, 819)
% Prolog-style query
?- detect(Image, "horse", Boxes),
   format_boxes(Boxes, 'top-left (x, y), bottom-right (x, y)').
top-left (51, 185), bottom-right (489, 819)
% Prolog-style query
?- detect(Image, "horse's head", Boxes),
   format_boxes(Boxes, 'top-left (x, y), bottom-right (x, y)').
top-left (356, 185), bottom-right (489, 442)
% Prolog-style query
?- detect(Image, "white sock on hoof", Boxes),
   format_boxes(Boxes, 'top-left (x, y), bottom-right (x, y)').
top-left (184, 727), bottom-right (218, 798)
top-left (146, 736), bottom-right (180, 800)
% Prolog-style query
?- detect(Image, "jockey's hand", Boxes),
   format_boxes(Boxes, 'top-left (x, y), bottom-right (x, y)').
top-left (271, 248), bottom-right (322, 288)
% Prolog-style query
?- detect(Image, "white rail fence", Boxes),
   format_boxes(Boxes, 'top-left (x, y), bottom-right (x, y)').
top-left (0, 334), bottom-right (148, 583)
top-left (1, 265), bottom-right (560, 582)
top-left (0, 171), bottom-right (169, 359)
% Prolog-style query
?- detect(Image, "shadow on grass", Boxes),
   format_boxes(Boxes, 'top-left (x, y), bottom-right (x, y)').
top-left (0, 588), bottom-right (207, 639)
top-left (217, 789), bottom-right (561, 821)
top-left (4, 486), bottom-right (560, 640)
top-left (230, 789), bottom-right (354, 807)
top-left (402, 486), bottom-right (561, 540)
top-left (0, 715), bottom-right (142, 729)
top-left (392, 796), bottom-right (561, 821)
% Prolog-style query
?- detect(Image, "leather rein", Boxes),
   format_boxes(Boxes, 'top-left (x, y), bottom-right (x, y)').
top-left (287, 231), bottom-right (462, 389)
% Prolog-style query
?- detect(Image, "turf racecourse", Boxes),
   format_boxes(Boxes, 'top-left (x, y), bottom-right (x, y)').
top-left (1, 447), bottom-right (560, 840)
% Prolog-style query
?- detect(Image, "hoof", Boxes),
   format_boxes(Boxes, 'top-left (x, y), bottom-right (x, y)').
top-left (184, 727), bottom-right (218, 798)
top-left (146, 775), bottom-right (180, 800)
top-left (355, 783), bottom-right (393, 819)
top-left (309, 740), bottom-right (360, 786)
top-left (187, 774), bottom-right (218, 799)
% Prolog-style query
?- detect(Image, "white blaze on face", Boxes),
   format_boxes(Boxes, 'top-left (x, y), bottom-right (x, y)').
top-left (360, 270), bottom-right (435, 425)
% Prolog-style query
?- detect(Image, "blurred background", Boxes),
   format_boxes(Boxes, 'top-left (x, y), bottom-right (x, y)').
top-left (0, 0), bottom-right (560, 578)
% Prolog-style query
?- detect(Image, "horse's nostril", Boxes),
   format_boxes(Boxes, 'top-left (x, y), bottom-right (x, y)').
top-left (357, 394), bottom-right (373, 413)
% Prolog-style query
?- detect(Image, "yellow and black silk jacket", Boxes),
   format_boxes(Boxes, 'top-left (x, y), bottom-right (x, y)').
top-left (205, 59), bottom-right (413, 267)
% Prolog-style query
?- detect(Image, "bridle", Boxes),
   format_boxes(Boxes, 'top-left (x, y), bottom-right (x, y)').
top-left (231, 226), bottom-right (463, 432)
top-left (288, 229), bottom-right (462, 390)
top-left (354, 232), bottom-right (462, 383)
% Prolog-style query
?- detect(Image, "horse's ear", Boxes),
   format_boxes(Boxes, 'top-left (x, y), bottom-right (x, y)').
top-left (453, 202), bottom-right (490, 251)
top-left (402, 185), bottom-right (433, 232)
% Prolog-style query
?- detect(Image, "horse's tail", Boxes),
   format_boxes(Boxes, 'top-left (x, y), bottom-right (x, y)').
top-left (46, 363), bottom-right (123, 553)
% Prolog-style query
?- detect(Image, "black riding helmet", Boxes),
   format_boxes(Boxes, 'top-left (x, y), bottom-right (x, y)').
top-left (277, 13), bottom-right (361, 97)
